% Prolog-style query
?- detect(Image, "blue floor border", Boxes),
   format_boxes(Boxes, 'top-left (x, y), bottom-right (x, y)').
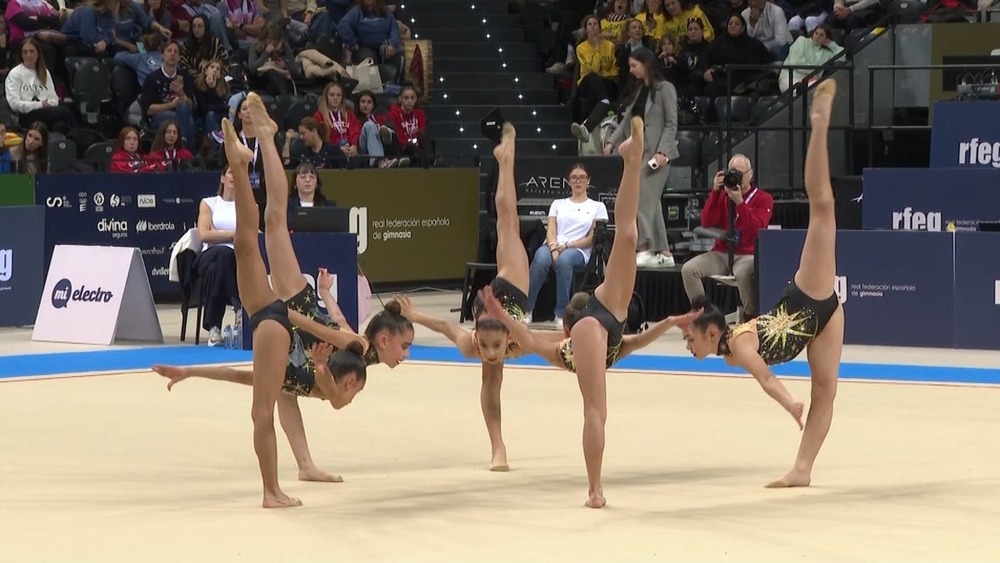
top-left (1, 344), bottom-right (998, 386)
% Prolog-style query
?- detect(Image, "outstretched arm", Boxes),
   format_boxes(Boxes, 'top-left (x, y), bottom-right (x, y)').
top-left (477, 286), bottom-right (564, 367)
top-left (732, 341), bottom-right (804, 430)
top-left (619, 310), bottom-right (701, 357)
top-left (316, 268), bottom-right (353, 332)
top-left (394, 294), bottom-right (477, 358)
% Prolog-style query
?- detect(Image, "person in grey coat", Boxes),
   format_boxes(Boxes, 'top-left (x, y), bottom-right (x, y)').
top-left (603, 47), bottom-right (678, 268)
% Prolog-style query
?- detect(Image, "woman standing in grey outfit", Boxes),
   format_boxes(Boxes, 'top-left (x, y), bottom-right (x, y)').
top-left (603, 47), bottom-right (678, 268)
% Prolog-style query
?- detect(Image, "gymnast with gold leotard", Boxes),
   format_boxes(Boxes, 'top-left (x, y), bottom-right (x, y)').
top-left (682, 80), bottom-right (843, 489)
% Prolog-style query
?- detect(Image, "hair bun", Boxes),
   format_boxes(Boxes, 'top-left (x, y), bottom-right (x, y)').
top-left (690, 295), bottom-right (713, 310)
top-left (383, 300), bottom-right (402, 315)
top-left (569, 292), bottom-right (591, 309)
top-left (345, 340), bottom-right (365, 356)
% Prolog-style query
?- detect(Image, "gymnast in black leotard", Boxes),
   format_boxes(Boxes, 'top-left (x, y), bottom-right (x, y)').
top-left (682, 80), bottom-right (845, 490)
top-left (477, 116), bottom-right (700, 509)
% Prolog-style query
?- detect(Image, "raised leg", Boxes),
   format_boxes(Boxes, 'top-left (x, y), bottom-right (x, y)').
top-left (492, 123), bottom-right (529, 293)
top-left (244, 93), bottom-right (308, 300)
top-left (593, 116), bottom-right (644, 320)
top-left (571, 318), bottom-right (609, 508)
top-left (152, 364), bottom-right (252, 391)
top-left (250, 321), bottom-right (302, 508)
top-left (767, 305), bottom-right (843, 488)
top-left (793, 80), bottom-right (838, 301)
top-left (480, 361), bottom-right (508, 471)
top-left (276, 394), bottom-right (344, 483)
top-left (221, 118), bottom-right (280, 317)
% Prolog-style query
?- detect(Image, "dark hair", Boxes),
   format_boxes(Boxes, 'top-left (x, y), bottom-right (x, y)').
top-left (563, 292), bottom-right (591, 330)
top-left (689, 296), bottom-right (727, 332)
top-left (327, 340), bottom-right (367, 382)
top-left (568, 162), bottom-right (589, 178)
top-left (365, 300), bottom-right (415, 341)
top-left (475, 317), bottom-right (506, 333)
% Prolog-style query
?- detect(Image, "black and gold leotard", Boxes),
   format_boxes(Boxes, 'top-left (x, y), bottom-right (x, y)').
top-left (280, 285), bottom-right (380, 397)
top-left (718, 280), bottom-right (840, 366)
top-left (556, 295), bottom-right (625, 372)
top-left (472, 276), bottom-right (529, 359)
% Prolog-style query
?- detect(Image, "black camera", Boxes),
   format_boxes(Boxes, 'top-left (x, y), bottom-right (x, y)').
top-left (481, 107), bottom-right (505, 145)
top-left (722, 168), bottom-right (743, 189)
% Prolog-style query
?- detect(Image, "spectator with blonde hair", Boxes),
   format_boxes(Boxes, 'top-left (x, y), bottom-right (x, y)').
top-left (4, 37), bottom-right (77, 133)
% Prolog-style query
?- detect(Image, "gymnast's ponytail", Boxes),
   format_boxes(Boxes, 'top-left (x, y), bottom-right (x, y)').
top-left (690, 296), bottom-right (726, 333)
top-left (328, 340), bottom-right (368, 382)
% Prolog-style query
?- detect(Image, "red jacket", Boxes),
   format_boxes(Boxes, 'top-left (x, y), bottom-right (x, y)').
top-left (700, 185), bottom-right (773, 255)
top-left (147, 147), bottom-right (195, 171)
top-left (109, 150), bottom-right (157, 173)
top-left (313, 109), bottom-right (361, 147)
top-left (387, 103), bottom-right (427, 148)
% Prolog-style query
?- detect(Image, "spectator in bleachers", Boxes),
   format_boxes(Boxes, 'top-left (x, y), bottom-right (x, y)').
top-left (705, 0), bottom-right (748, 31)
top-left (617, 18), bottom-right (655, 90)
top-left (4, 38), bottom-right (77, 134)
top-left (522, 163), bottom-right (609, 328)
top-left (682, 154), bottom-right (772, 322)
top-left (634, 0), bottom-right (668, 40)
top-left (283, 116), bottom-right (346, 168)
top-left (108, 0), bottom-right (172, 54)
top-left (60, 0), bottom-right (117, 58)
top-left (383, 84), bottom-right (434, 167)
top-left (699, 14), bottom-right (771, 97)
top-left (742, 0), bottom-right (793, 60)
top-left (353, 88), bottom-right (402, 168)
top-left (787, 0), bottom-right (829, 34)
top-left (143, 0), bottom-right (172, 33)
top-left (170, 0), bottom-right (234, 52)
top-left (180, 15), bottom-right (227, 73)
top-left (662, 0), bottom-right (716, 42)
top-left (544, 0), bottom-right (591, 74)
top-left (337, 0), bottom-right (402, 84)
top-left (676, 17), bottom-right (710, 95)
top-left (313, 81), bottom-right (360, 160)
top-left (147, 118), bottom-right (195, 170)
top-left (779, 23), bottom-right (842, 92)
top-left (195, 165), bottom-right (239, 347)
top-left (221, 0), bottom-right (266, 50)
top-left (603, 47), bottom-right (678, 268)
top-left (656, 33), bottom-right (683, 83)
top-left (289, 162), bottom-right (336, 209)
top-left (310, 0), bottom-right (352, 37)
top-left (193, 59), bottom-right (229, 136)
top-left (109, 125), bottom-right (156, 172)
top-left (569, 14), bottom-right (618, 142)
top-left (4, 0), bottom-right (66, 77)
top-left (9, 120), bottom-right (47, 173)
top-left (247, 22), bottom-right (295, 95)
top-left (140, 39), bottom-right (196, 149)
top-left (826, 0), bottom-right (884, 30)
top-left (0, 123), bottom-right (15, 174)
top-left (601, 0), bottom-right (632, 41)
top-left (113, 31), bottom-right (164, 86)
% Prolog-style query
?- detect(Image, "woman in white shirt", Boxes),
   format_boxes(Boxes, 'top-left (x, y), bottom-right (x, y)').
top-left (524, 164), bottom-right (609, 327)
top-left (195, 166), bottom-right (240, 346)
top-left (3, 38), bottom-right (77, 133)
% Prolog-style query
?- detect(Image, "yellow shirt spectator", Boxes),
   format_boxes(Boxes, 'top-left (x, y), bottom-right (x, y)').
top-left (576, 39), bottom-right (619, 84)
top-left (634, 11), bottom-right (668, 40)
top-left (600, 15), bottom-right (629, 41)
top-left (663, 7), bottom-right (715, 42)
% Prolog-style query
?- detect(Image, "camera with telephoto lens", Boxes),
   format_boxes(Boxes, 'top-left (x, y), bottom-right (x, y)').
top-left (723, 168), bottom-right (743, 190)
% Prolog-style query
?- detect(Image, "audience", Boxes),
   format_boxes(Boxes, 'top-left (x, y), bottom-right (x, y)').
top-left (195, 166), bottom-right (240, 347)
top-left (779, 24), bottom-right (843, 92)
top-left (4, 38), bottom-right (77, 133)
top-left (139, 40), bottom-right (197, 150)
top-left (743, 0), bottom-right (793, 60)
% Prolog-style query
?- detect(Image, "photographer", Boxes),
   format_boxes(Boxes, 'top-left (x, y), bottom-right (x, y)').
top-left (681, 154), bottom-right (773, 322)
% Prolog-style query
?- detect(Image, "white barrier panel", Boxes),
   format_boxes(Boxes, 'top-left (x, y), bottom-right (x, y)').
top-left (32, 245), bottom-right (164, 346)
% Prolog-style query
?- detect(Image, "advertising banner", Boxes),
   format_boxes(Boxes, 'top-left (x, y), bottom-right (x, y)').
top-left (34, 173), bottom-right (220, 294)
top-left (953, 232), bottom-right (1000, 351)
top-left (929, 101), bottom-right (1000, 169)
top-left (861, 168), bottom-right (1000, 232)
top-left (318, 168), bottom-right (479, 283)
top-left (757, 229), bottom-right (955, 348)
top-left (0, 206), bottom-right (45, 327)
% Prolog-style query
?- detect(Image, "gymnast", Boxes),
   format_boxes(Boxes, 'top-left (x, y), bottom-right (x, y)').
top-left (476, 116), bottom-right (701, 508)
top-left (394, 122), bottom-right (562, 472)
top-left (153, 93), bottom-right (413, 497)
top-left (681, 80), bottom-right (842, 489)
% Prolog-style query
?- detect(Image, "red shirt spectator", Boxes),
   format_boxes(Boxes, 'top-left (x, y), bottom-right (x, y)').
top-left (700, 176), bottom-right (773, 255)
top-left (386, 102), bottom-right (426, 148)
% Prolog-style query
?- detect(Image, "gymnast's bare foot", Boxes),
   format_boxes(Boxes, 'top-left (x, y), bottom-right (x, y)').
top-left (245, 92), bottom-right (278, 139)
top-left (810, 80), bottom-right (836, 129)
top-left (298, 466), bottom-right (344, 483)
top-left (152, 364), bottom-right (190, 391)
top-left (617, 116), bottom-right (644, 163)
top-left (585, 487), bottom-right (607, 509)
top-left (263, 489), bottom-right (303, 509)
top-left (765, 469), bottom-right (812, 489)
top-left (222, 118), bottom-right (254, 166)
top-left (492, 122), bottom-right (516, 163)
top-left (490, 446), bottom-right (510, 472)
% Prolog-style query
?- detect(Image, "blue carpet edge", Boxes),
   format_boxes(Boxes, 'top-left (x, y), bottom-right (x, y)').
top-left (1, 344), bottom-right (999, 385)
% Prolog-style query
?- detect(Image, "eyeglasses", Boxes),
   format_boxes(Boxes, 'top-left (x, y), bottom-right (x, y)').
top-left (568, 175), bottom-right (589, 181)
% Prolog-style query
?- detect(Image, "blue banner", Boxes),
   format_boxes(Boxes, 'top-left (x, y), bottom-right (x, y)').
top-left (953, 232), bottom-right (1000, 351)
top-left (0, 206), bottom-right (45, 327)
top-left (929, 101), bottom-right (1000, 169)
top-left (757, 230), bottom-right (955, 348)
top-left (861, 168), bottom-right (1000, 232)
top-left (240, 232), bottom-right (359, 350)
top-left (34, 173), bottom-right (220, 295)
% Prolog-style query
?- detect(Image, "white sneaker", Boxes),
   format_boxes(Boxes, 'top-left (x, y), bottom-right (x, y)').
top-left (546, 62), bottom-right (567, 74)
top-left (571, 122), bottom-right (591, 143)
top-left (658, 254), bottom-right (676, 267)
top-left (207, 326), bottom-right (222, 347)
top-left (636, 251), bottom-right (657, 267)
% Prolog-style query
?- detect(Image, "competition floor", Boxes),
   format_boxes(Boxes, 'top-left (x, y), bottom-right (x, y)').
top-left (1, 290), bottom-right (999, 562)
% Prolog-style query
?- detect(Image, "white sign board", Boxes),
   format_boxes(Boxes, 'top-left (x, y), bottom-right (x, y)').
top-left (32, 245), bottom-right (164, 345)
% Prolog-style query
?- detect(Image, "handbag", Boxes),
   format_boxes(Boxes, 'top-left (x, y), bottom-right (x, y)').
top-left (347, 58), bottom-right (383, 93)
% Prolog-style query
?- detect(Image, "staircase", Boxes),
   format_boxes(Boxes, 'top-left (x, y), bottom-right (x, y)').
top-left (396, 0), bottom-right (577, 160)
